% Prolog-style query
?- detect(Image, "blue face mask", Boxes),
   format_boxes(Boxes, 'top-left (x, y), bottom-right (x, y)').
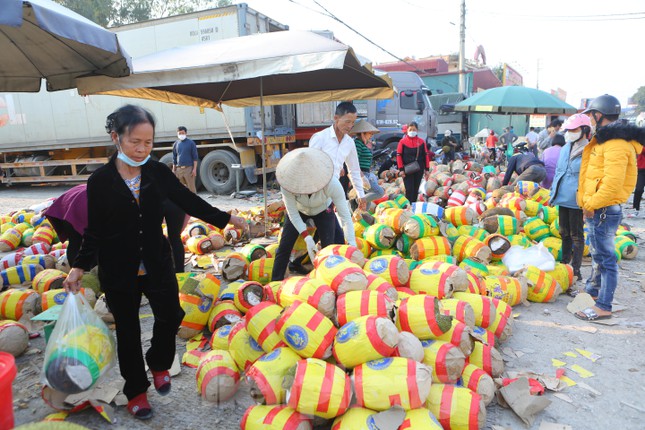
top-left (116, 137), bottom-right (150, 167)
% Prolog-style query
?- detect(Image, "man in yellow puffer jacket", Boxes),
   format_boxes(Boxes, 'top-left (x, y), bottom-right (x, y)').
top-left (576, 94), bottom-right (645, 321)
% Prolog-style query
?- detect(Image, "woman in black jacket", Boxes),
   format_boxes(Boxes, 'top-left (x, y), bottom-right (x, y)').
top-left (64, 105), bottom-right (246, 420)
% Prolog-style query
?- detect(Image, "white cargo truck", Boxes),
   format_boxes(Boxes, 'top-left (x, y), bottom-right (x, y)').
top-left (0, 3), bottom-right (293, 194)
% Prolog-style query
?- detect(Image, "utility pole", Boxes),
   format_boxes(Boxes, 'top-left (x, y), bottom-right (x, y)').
top-left (536, 58), bottom-right (541, 90)
top-left (458, 0), bottom-right (466, 94)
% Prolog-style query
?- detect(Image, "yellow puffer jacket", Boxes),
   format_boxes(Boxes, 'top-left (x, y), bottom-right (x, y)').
top-left (578, 121), bottom-right (645, 211)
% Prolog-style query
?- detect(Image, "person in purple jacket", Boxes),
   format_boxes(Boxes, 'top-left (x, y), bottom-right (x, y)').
top-left (541, 133), bottom-right (566, 189)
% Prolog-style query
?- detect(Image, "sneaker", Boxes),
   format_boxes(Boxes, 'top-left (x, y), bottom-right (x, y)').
top-left (127, 393), bottom-right (153, 420)
top-left (626, 210), bottom-right (640, 218)
top-left (151, 370), bottom-right (171, 396)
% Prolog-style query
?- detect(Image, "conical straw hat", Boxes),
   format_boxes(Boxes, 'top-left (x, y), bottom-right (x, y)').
top-left (276, 148), bottom-right (334, 194)
top-left (350, 120), bottom-right (380, 135)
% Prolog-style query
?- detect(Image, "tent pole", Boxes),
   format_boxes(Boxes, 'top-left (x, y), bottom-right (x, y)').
top-left (260, 78), bottom-right (269, 237)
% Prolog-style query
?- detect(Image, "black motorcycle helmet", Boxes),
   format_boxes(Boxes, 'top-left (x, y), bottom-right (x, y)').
top-left (582, 94), bottom-right (621, 127)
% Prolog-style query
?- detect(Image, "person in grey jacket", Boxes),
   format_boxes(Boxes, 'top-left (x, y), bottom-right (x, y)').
top-left (550, 114), bottom-right (592, 285)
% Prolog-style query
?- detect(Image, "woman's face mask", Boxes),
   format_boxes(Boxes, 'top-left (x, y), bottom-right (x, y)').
top-left (565, 131), bottom-right (582, 143)
top-left (407, 131), bottom-right (418, 138)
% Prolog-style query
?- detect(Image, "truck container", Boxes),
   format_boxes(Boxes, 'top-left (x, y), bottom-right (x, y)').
top-left (0, 3), bottom-right (294, 194)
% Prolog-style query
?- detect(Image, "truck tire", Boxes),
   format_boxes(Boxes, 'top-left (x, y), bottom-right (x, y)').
top-left (199, 150), bottom-right (242, 195)
top-left (159, 153), bottom-right (202, 190)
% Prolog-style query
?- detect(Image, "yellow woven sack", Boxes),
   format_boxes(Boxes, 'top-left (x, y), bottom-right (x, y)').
top-left (421, 339), bottom-right (466, 383)
top-left (444, 206), bottom-right (477, 227)
top-left (228, 321), bottom-right (265, 371)
top-left (336, 290), bottom-right (395, 326)
top-left (178, 293), bottom-right (213, 339)
top-left (32, 269), bottom-right (66, 294)
top-left (368, 249), bottom-right (402, 259)
top-left (451, 292), bottom-right (496, 328)
top-left (541, 236), bottom-right (562, 261)
top-left (333, 316), bottom-right (398, 369)
top-left (399, 408), bottom-right (443, 430)
top-left (523, 217), bottom-right (551, 242)
top-left (378, 208), bottom-right (412, 234)
top-left (547, 263), bottom-right (574, 292)
top-left (234, 281), bottom-right (265, 313)
top-left (240, 243), bottom-right (268, 262)
top-left (615, 235), bottom-right (638, 259)
top-left (524, 266), bottom-right (561, 303)
top-left (431, 319), bottom-right (474, 357)
top-left (452, 236), bottom-right (492, 264)
top-left (186, 235), bottom-right (213, 255)
top-left (276, 301), bottom-right (336, 359)
top-left (459, 258), bottom-right (489, 277)
top-left (457, 362), bottom-right (495, 406)
top-left (286, 358), bottom-right (351, 419)
top-left (409, 236), bottom-right (451, 260)
top-left (195, 350), bottom-right (240, 403)
top-left (465, 271), bottom-right (487, 295)
top-left (408, 264), bottom-right (454, 298)
top-left (314, 255), bottom-right (368, 295)
top-left (363, 223), bottom-right (396, 250)
top-left (363, 255), bottom-right (410, 288)
top-left (246, 347), bottom-right (301, 404)
top-left (466, 341), bottom-right (504, 377)
top-left (207, 301), bottom-right (242, 333)
top-left (221, 252), bottom-right (249, 281)
top-left (456, 225), bottom-right (488, 242)
top-left (354, 237), bottom-right (372, 258)
top-left (32, 225), bottom-right (55, 245)
top-left (245, 302), bottom-right (285, 353)
top-left (440, 298), bottom-right (475, 327)
top-left (537, 205), bottom-right (558, 224)
top-left (277, 276), bottom-right (335, 319)
top-left (523, 199), bottom-right (543, 217)
top-left (241, 405), bottom-right (312, 430)
top-left (316, 244), bottom-right (366, 268)
top-left (483, 275), bottom-right (527, 306)
top-left (402, 214), bottom-right (439, 239)
top-left (352, 357), bottom-right (432, 411)
top-left (209, 324), bottom-right (232, 351)
top-left (247, 258), bottom-right (275, 284)
top-left (2, 264), bottom-right (44, 287)
top-left (365, 274), bottom-right (398, 302)
top-left (426, 384), bottom-right (486, 430)
top-left (0, 288), bottom-right (41, 321)
top-left (330, 407), bottom-right (377, 430)
top-left (396, 295), bottom-right (452, 340)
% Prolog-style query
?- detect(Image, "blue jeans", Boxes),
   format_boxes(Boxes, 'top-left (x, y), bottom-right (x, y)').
top-left (584, 204), bottom-right (622, 312)
top-left (364, 172), bottom-right (384, 204)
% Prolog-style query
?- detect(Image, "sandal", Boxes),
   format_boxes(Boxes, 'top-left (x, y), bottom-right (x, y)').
top-left (566, 288), bottom-right (580, 298)
top-left (575, 307), bottom-right (612, 321)
top-left (152, 370), bottom-right (171, 396)
top-left (127, 393), bottom-right (153, 420)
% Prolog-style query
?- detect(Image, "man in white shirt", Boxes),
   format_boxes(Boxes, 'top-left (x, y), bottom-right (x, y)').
top-left (309, 102), bottom-right (367, 212)
top-left (271, 148), bottom-right (355, 281)
top-left (525, 126), bottom-right (539, 156)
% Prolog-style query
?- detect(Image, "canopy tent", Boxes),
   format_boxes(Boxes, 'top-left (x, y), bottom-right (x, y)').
top-left (76, 30), bottom-right (393, 108)
top-left (76, 30), bottom-right (394, 235)
top-left (0, 0), bottom-right (131, 92)
top-left (454, 86), bottom-right (577, 115)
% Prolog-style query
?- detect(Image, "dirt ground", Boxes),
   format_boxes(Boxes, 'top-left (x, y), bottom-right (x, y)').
top-left (2, 184), bottom-right (645, 430)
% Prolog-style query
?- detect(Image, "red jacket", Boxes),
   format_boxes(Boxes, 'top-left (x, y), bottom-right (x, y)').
top-left (638, 149), bottom-right (645, 170)
top-left (397, 136), bottom-right (430, 170)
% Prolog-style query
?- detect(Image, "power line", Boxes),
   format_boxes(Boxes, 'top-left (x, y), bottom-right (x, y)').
top-left (468, 9), bottom-right (645, 21)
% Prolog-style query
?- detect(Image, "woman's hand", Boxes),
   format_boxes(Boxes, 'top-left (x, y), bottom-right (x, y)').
top-left (229, 215), bottom-right (248, 232)
top-left (63, 268), bottom-right (85, 293)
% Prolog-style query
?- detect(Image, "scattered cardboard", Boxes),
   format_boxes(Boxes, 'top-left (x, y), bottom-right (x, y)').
top-left (566, 293), bottom-right (595, 314)
top-left (170, 353), bottom-right (181, 377)
top-left (563, 351), bottom-right (577, 358)
top-left (577, 382), bottom-right (601, 396)
top-left (492, 426), bottom-right (512, 430)
top-left (590, 317), bottom-right (626, 326)
top-left (553, 393), bottom-right (573, 404)
top-left (498, 377), bottom-right (552, 426)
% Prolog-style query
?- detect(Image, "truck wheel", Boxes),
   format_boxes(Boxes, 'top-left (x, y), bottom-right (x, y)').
top-left (159, 153), bottom-right (203, 191)
top-left (199, 150), bottom-right (241, 195)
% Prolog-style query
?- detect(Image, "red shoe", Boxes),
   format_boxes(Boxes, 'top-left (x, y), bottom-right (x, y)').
top-left (151, 370), bottom-right (171, 396)
top-left (127, 393), bottom-right (152, 420)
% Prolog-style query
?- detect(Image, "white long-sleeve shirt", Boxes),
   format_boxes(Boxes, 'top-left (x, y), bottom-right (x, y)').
top-left (281, 177), bottom-right (356, 247)
top-left (309, 125), bottom-right (365, 198)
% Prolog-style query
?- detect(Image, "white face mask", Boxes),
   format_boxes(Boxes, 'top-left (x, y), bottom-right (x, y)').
top-left (178, 133), bottom-right (187, 141)
top-left (407, 131), bottom-right (418, 138)
top-left (565, 131), bottom-right (582, 143)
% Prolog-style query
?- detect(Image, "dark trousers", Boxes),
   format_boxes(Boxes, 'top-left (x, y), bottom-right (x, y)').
top-left (559, 206), bottom-right (584, 278)
top-left (65, 228), bottom-right (82, 267)
top-left (104, 275), bottom-right (185, 400)
top-left (403, 171), bottom-right (423, 203)
top-left (271, 206), bottom-right (339, 281)
top-left (163, 200), bottom-right (187, 273)
top-left (633, 168), bottom-right (645, 211)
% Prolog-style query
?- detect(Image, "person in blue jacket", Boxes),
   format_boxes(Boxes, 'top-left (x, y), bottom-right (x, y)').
top-left (550, 114), bottom-right (592, 289)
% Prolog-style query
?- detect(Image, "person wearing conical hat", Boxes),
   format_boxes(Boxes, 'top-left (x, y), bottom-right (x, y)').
top-left (271, 148), bottom-right (356, 281)
top-left (350, 120), bottom-right (384, 204)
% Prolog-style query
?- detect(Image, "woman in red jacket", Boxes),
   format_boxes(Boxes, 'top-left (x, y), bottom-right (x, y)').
top-left (397, 121), bottom-right (430, 203)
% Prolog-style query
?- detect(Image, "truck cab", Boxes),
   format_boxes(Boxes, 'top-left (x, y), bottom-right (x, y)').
top-left (360, 71), bottom-right (438, 154)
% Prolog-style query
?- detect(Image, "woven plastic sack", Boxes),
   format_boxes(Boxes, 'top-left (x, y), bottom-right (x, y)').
top-left (420, 339), bottom-right (466, 384)
top-left (409, 236), bottom-right (451, 260)
top-left (456, 363), bottom-right (495, 406)
top-left (277, 276), bottom-right (335, 319)
top-left (483, 275), bottom-right (527, 306)
top-left (195, 350), bottom-right (240, 403)
top-left (336, 290), bottom-right (395, 327)
top-left (363, 255), bottom-right (410, 288)
top-left (426, 384), bottom-right (486, 430)
top-left (246, 347), bottom-right (301, 405)
top-left (0, 288), bottom-right (41, 321)
top-left (330, 407), bottom-right (377, 430)
top-left (241, 405), bottom-right (312, 430)
top-left (286, 358), bottom-right (351, 419)
top-left (399, 408), bottom-right (443, 430)
top-left (333, 316), bottom-right (398, 369)
top-left (352, 357), bottom-right (432, 411)
top-left (524, 265), bottom-right (561, 303)
top-left (314, 255), bottom-right (368, 295)
top-left (408, 264), bottom-right (454, 298)
top-left (440, 298), bottom-right (475, 327)
top-left (396, 295), bottom-right (452, 340)
top-left (0, 319), bottom-right (29, 357)
top-left (276, 301), bottom-right (337, 359)
top-left (466, 341), bottom-right (504, 377)
top-left (42, 293), bottom-right (115, 394)
top-left (1, 264), bottom-right (43, 287)
top-left (316, 244), bottom-right (367, 268)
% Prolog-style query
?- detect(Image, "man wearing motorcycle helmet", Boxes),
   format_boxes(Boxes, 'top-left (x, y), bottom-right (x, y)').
top-left (575, 94), bottom-right (645, 321)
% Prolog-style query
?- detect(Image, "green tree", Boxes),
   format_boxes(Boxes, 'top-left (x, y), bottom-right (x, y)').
top-left (56, 0), bottom-right (114, 26)
top-left (631, 86), bottom-right (645, 114)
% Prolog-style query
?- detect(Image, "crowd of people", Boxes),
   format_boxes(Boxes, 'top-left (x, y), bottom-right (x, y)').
top-left (45, 94), bottom-right (643, 421)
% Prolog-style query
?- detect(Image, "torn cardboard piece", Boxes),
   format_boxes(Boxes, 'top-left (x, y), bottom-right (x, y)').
top-left (566, 293), bottom-right (595, 314)
top-left (498, 377), bottom-right (552, 426)
top-left (369, 406), bottom-right (406, 430)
